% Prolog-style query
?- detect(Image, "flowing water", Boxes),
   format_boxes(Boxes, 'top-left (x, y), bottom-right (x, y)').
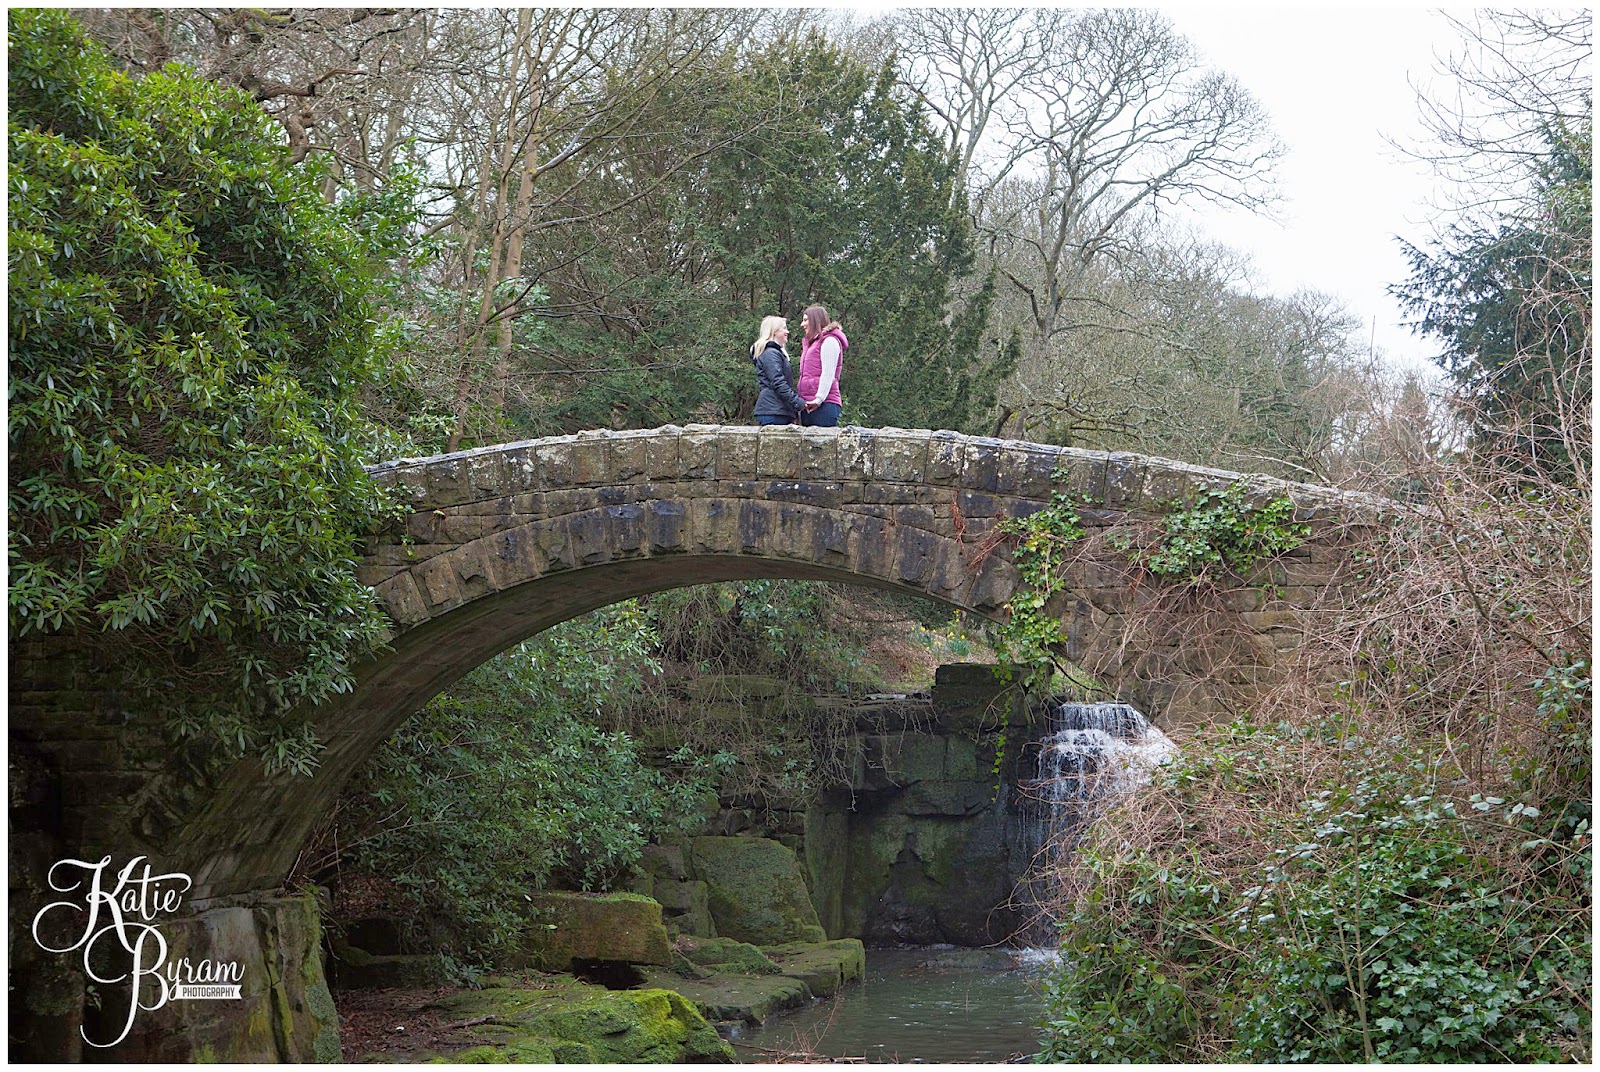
top-left (738, 702), bottom-right (1175, 1063)
top-left (734, 947), bottom-right (1046, 1064)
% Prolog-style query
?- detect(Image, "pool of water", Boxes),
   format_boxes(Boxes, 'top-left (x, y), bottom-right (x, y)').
top-left (734, 947), bottom-right (1050, 1064)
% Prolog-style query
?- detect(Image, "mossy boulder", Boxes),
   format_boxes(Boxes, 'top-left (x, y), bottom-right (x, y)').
top-left (513, 891), bottom-right (671, 972)
top-left (673, 936), bottom-right (781, 974)
top-left (532, 989), bottom-right (732, 1062)
top-left (767, 939), bottom-right (867, 998)
top-left (689, 836), bottom-right (825, 945)
top-left (652, 878), bottom-right (716, 938)
top-left (637, 939), bottom-right (864, 1028)
top-left (424, 984), bottom-right (734, 1063)
top-left (638, 969), bottom-right (811, 1028)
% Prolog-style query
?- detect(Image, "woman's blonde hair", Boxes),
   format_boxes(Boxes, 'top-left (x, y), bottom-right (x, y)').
top-left (750, 314), bottom-right (788, 358)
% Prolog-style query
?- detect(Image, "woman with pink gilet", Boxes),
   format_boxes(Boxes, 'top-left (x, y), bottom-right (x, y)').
top-left (796, 303), bottom-right (848, 427)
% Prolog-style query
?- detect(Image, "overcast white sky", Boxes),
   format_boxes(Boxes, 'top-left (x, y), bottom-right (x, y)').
top-left (1150, 5), bottom-right (1462, 377)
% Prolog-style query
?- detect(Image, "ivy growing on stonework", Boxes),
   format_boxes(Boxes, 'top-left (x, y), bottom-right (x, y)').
top-left (991, 480), bottom-right (1087, 686)
top-left (1116, 482), bottom-right (1310, 585)
top-left (992, 478), bottom-right (1310, 688)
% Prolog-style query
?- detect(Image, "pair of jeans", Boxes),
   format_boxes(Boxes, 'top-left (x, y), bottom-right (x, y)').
top-left (756, 414), bottom-right (794, 426)
top-left (801, 401), bottom-right (841, 427)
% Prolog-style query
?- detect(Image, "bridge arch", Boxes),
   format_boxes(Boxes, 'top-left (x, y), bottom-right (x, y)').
top-left (14, 424), bottom-right (1386, 905)
top-left (150, 425), bottom-right (1382, 898)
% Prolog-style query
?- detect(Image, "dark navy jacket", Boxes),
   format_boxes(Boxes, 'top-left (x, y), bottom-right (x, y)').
top-left (752, 340), bottom-right (804, 418)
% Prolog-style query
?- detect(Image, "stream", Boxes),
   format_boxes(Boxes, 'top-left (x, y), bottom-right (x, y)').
top-left (734, 701), bottom-right (1171, 1064)
top-left (735, 947), bottom-right (1049, 1064)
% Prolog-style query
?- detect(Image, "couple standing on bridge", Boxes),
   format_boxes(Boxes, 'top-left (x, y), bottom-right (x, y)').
top-left (749, 303), bottom-right (848, 428)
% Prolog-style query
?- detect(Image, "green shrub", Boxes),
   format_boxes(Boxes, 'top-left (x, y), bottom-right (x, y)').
top-left (1038, 717), bottom-right (1591, 1063)
top-left (8, 10), bottom-right (401, 772)
top-left (332, 604), bottom-right (722, 964)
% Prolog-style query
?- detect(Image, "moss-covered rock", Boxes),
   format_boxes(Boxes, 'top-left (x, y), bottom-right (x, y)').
top-left (513, 891), bottom-right (671, 971)
top-left (639, 938), bottom-right (865, 1030)
top-left (673, 936), bottom-right (781, 974)
top-left (637, 969), bottom-right (812, 1028)
top-left (532, 989), bottom-right (732, 1062)
top-left (653, 877), bottom-right (716, 938)
top-left (689, 836), bottom-right (825, 944)
top-left (767, 939), bottom-right (867, 998)
top-left (418, 981), bottom-right (734, 1063)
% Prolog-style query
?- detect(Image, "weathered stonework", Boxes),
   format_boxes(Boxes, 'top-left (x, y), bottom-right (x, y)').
top-left (13, 426), bottom-right (1386, 901)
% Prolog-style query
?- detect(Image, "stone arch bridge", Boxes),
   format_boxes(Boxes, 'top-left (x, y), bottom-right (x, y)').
top-left (9, 425), bottom-right (1385, 1060)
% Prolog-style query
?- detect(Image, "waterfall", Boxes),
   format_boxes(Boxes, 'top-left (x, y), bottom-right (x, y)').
top-left (1013, 700), bottom-right (1176, 948)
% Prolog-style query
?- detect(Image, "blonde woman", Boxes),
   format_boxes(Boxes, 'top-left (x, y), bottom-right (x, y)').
top-left (750, 314), bottom-right (805, 425)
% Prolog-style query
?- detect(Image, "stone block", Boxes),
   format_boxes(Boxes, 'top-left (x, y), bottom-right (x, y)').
top-left (608, 432), bottom-right (651, 481)
top-left (604, 503), bottom-right (647, 555)
top-left (515, 892), bottom-right (672, 972)
top-left (762, 480), bottom-right (843, 510)
top-left (1103, 453), bottom-right (1149, 507)
top-left (639, 843), bottom-right (689, 881)
top-left (534, 437), bottom-right (577, 487)
top-left (715, 427), bottom-right (760, 479)
top-left (969, 555), bottom-right (1019, 612)
top-left (496, 445), bottom-right (540, 495)
top-left (794, 432), bottom-right (836, 481)
top-left (1051, 449), bottom-right (1111, 503)
top-left (892, 525), bottom-right (938, 588)
top-left (926, 432), bottom-right (964, 483)
top-left (439, 985), bottom-right (734, 1064)
top-left (736, 500), bottom-right (774, 553)
top-left (849, 514), bottom-right (891, 580)
top-left (688, 837), bottom-right (826, 945)
top-left (768, 939), bottom-right (866, 998)
top-left (674, 936), bottom-right (779, 974)
top-left (569, 431), bottom-right (612, 485)
top-left (755, 431), bottom-right (804, 478)
top-left (1142, 460), bottom-right (1233, 506)
top-left (902, 780), bottom-right (993, 817)
top-left (563, 512), bottom-right (615, 567)
top-left (994, 445), bottom-right (1060, 499)
top-left (542, 488), bottom-right (600, 516)
top-left (836, 427), bottom-right (873, 481)
top-left (483, 525), bottom-right (547, 590)
top-left (680, 431), bottom-right (718, 480)
top-left (374, 572), bottom-right (430, 627)
top-left (870, 431), bottom-right (928, 484)
top-left (644, 431), bottom-right (681, 479)
top-left (443, 542), bottom-right (494, 600)
top-left (646, 500), bottom-right (687, 553)
top-left (958, 437), bottom-right (1004, 493)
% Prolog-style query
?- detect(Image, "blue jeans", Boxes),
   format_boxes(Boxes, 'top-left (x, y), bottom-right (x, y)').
top-left (801, 402), bottom-right (841, 427)
top-left (756, 414), bottom-right (794, 426)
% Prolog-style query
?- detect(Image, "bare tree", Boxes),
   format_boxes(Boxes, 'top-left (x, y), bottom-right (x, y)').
top-left (1405, 8), bottom-right (1592, 209)
top-left (891, 8), bottom-right (1288, 449)
top-left (79, 8), bottom-right (430, 174)
top-left (987, 9), bottom-right (1283, 351)
top-left (890, 7), bottom-right (1060, 197)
